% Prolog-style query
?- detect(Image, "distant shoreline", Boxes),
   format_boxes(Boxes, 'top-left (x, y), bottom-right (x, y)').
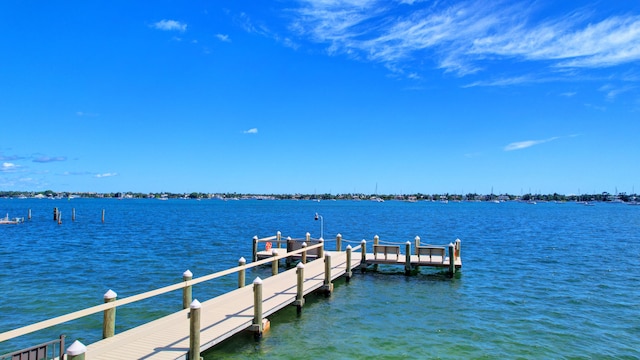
top-left (1, 191), bottom-right (637, 204)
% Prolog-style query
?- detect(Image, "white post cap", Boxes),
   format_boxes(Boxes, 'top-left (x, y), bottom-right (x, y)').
top-left (253, 277), bottom-right (263, 285)
top-left (346, 245), bottom-right (352, 250)
top-left (183, 269), bottom-right (193, 278)
top-left (239, 257), bottom-right (246, 264)
top-left (103, 289), bottom-right (117, 299)
top-left (361, 239), bottom-right (367, 244)
top-left (296, 262), bottom-right (305, 269)
top-left (67, 340), bottom-right (87, 356)
top-left (406, 241), bottom-right (411, 245)
top-left (190, 299), bottom-right (201, 309)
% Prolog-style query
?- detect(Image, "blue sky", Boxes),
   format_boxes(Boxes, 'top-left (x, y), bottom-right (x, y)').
top-left (1, 1), bottom-right (639, 195)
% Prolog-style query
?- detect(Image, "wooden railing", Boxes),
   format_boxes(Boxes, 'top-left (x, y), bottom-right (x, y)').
top-left (0, 235), bottom-right (323, 345)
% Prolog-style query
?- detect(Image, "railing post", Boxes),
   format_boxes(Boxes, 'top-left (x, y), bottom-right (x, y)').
top-left (294, 262), bottom-right (305, 314)
top-left (66, 340), bottom-right (86, 360)
top-left (271, 249), bottom-right (279, 275)
top-left (318, 238), bottom-right (324, 259)
top-left (322, 254), bottom-right (333, 295)
top-left (252, 235), bottom-right (258, 262)
top-left (346, 245), bottom-right (353, 282)
top-left (102, 289), bottom-right (117, 339)
top-left (251, 277), bottom-right (269, 339)
top-left (415, 236), bottom-right (420, 255)
top-left (183, 270), bottom-right (193, 309)
top-left (360, 240), bottom-right (367, 268)
top-left (301, 242), bottom-right (307, 264)
top-left (336, 234), bottom-right (342, 252)
top-left (306, 232), bottom-right (310, 242)
top-left (448, 243), bottom-right (456, 277)
top-left (238, 257), bottom-right (246, 288)
top-left (455, 238), bottom-right (461, 260)
top-left (189, 299), bottom-right (201, 360)
top-left (404, 241), bottom-right (412, 275)
top-left (276, 231), bottom-right (282, 249)
top-left (374, 235), bottom-right (379, 246)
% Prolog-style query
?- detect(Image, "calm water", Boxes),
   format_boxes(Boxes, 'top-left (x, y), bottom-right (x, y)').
top-left (1, 198), bottom-right (638, 358)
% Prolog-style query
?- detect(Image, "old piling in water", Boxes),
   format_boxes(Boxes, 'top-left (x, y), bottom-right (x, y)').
top-left (346, 245), bottom-right (353, 282)
top-left (404, 241), bottom-right (412, 275)
top-left (101, 209), bottom-right (105, 223)
top-left (252, 236), bottom-right (258, 262)
top-left (448, 243), bottom-right (456, 277)
top-left (72, 208), bottom-right (76, 222)
top-left (102, 290), bottom-right (117, 339)
top-left (28, 209), bottom-right (31, 220)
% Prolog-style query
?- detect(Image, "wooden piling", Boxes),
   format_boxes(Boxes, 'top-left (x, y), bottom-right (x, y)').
top-left (322, 254), bottom-right (333, 295)
top-left (53, 207), bottom-right (58, 221)
top-left (271, 250), bottom-right (279, 275)
top-left (101, 209), bottom-right (105, 223)
top-left (276, 231), bottom-right (281, 249)
top-left (251, 277), bottom-right (264, 339)
top-left (28, 209), bottom-right (31, 220)
top-left (189, 299), bottom-right (201, 360)
top-left (374, 235), bottom-right (379, 246)
top-left (238, 257), bottom-right (246, 288)
top-left (414, 236), bottom-right (420, 255)
top-left (305, 232), bottom-right (311, 242)
top-left (318, 238), bottom-right (324, 259)
top-left (294, 262), bottom-right (305, 313)
top-left (404, 241), bottom-right (411, 275)
top-left (72, 208), bottom-right (76, 222)
top-left (66, 340), bottom-right (86, 360)
top-left (252, 236), bottom-right (258, 262)
top-left (336, 234), bottom-right (342, 252)
top-left (58, 211), bottom-right (62, 225)
top-left (360, 240), bottom-right (367, 267)
top-left (301, 242), bottom-right (307, 264)
top-left (455, 238), bottom-right (461, 260)
top-left (448, 243), bottom-right (456, 277)
top-left (102, 290), bottom-right (117, 339)
top-left (346, 245), bottom-right (352, 282)
top-left (182, 270), bottom-right (193, 310)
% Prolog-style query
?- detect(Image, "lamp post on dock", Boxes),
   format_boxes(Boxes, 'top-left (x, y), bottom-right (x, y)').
top-left (314, 212), bottom-right (323, 239)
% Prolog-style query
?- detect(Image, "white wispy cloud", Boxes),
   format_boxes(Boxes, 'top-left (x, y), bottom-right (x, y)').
top-left (1, 162), bottom-right (19, 172)
top-left (599, 84), bottom-right (635, 100)
top-left (216, 34), bottom-right (231, 42)
top-left (504, 136), bottom-right (561, 151)
top-left (95, 172), bottom-right (118, 178)
top-left (243, 128), bottom-right (258, 134)
top-left (285, 1), bottom-right (640, 79)
top-left (152, 19), bottom-right (187, 32)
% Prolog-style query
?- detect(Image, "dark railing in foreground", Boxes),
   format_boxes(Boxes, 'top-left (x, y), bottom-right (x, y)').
top-left (0, 335), bottom-right (65, 360)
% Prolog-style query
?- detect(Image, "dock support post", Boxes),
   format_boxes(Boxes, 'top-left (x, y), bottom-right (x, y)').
top-left (346, 245), bottom-right (353, 282)
top-left (336, 234), bottom-right (342, 252)
top-left (53, 207), bottom-right (58, 221)
top-left (305, 232), bottom-right (311, 242)
top-left (66, 340), bottom-right (86, 360)
top-left (238, 257), bottom-right (246, 288)
top-left (374, 235), bottom-right (379, 246)
top-left (448, 243), bottom-right (456, 277)
top-left (276, 231), bottom-right (281, 249)
top-left (102, 290), bottom-right (117, 339)
top-left (252, 236), bottom-right (258, 262)
top-left (72, 208), bottom-right (76, 222)
top-left (360, 240), bottom-right (367, 271)
top-left (101, 209), bottom-right (105, 223)
top-left (405, 241), bottom-right (412, 275)
top-left (321, 254), bottom-right (333, 295)
top-left (183, 270), bottom-right (193, 309)
top-left (294, 262), bottom-right (305, 314)
top-left (318, 238), bottom-right (324, 259)
top-left (58, 211), bottom-right (62, 225)
top-left (189, 299), bottom-right (201, 360)
top-left (271, 250), bottom-right (279, 275)
top-left (28, 209), bottom-right (31, 220)
top-left (415, 236), bottom-right (420, 255)
top-left (251, 277), bottom-right (269, 340)
top-left (455, 238), bottom-right (461, 260)
top-left (301, 242), bottom-right (307, 264)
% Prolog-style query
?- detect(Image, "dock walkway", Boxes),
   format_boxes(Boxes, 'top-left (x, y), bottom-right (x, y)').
top-left (85, 250), bottom-right (360, 360)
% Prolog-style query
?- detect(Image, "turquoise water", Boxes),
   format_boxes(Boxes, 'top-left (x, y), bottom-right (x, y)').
top-left (1, 198), bottom-right (639, 358)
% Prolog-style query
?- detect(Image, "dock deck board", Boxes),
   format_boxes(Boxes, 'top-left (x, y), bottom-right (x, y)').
top-left (85, 250), bottom-right (360, 360)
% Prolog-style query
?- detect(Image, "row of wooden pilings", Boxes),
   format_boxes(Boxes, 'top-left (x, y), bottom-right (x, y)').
top-left (50, 207), bottom-right (106, 224)
top-left (63, 242), bottom-right (347, 360)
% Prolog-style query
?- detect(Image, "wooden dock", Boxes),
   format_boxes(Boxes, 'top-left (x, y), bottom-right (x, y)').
top-left (1, 234), bottom-right (462, 360)
top-left (86, 248), bottom-right (361, 359)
